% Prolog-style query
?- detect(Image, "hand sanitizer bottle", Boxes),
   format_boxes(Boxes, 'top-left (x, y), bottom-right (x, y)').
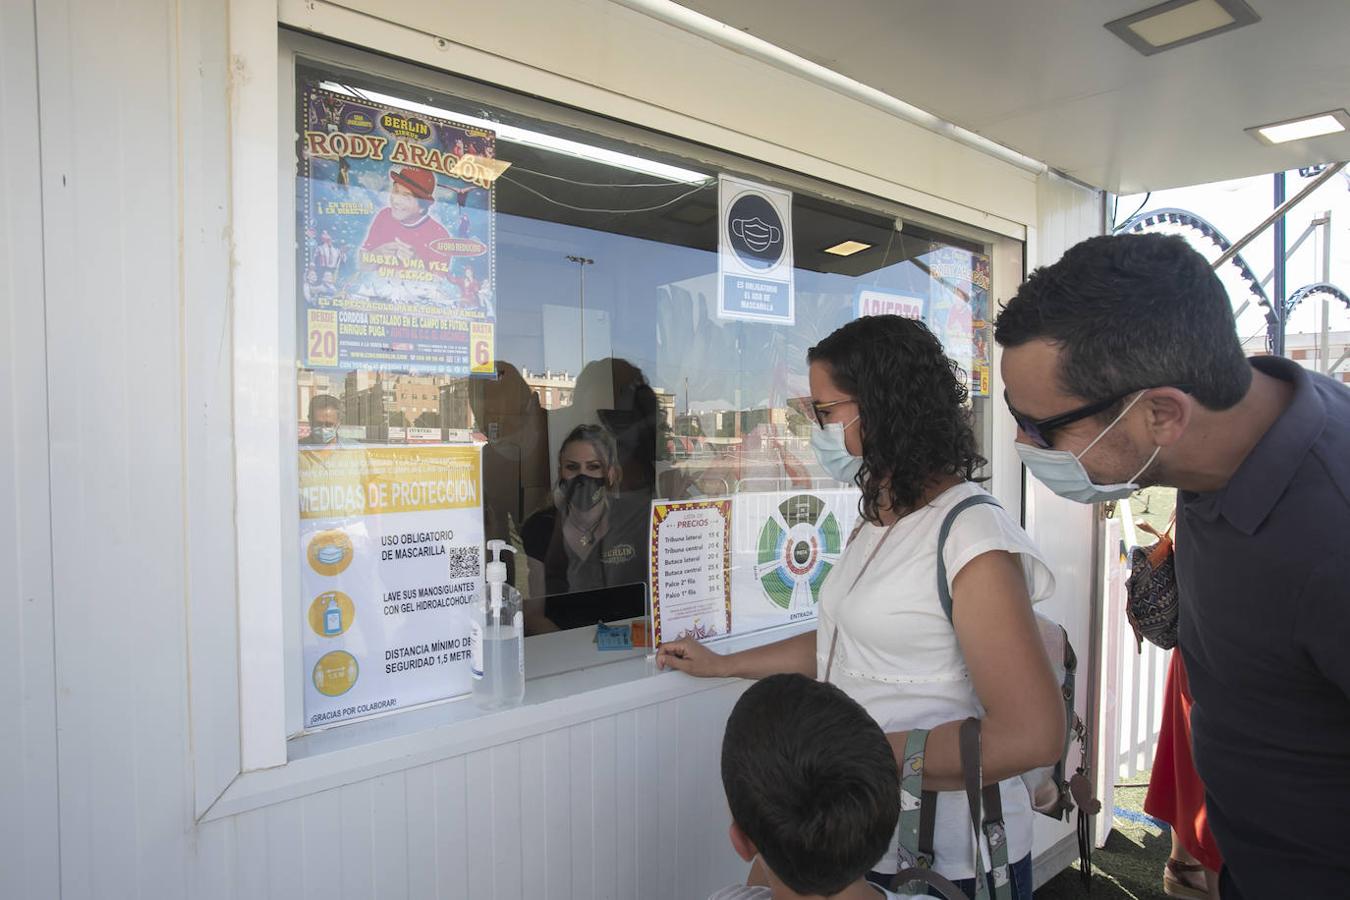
top-left (323, 595), bottom-right (342, 635)
top-left (471, 540), bottom-right (525, 709)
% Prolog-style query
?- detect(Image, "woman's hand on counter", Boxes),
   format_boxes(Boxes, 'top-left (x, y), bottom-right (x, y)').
top-left (655, 638), bottom-right (732, 677)
top-left (656, 630), bottom-right (817, 680)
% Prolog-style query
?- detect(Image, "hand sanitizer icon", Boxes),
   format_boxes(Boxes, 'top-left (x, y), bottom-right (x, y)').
top-left (323, 596), bottom-right (342, 635)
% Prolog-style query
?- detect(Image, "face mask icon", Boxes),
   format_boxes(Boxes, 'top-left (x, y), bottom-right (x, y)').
top-left (316, 545), bottom-right (346, 565)
top-left (731, 216), bottom-right (781, 252)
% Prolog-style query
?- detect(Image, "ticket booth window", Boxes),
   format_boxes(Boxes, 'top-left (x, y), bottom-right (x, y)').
top-left (289, 56), bottom-right (1005, 731)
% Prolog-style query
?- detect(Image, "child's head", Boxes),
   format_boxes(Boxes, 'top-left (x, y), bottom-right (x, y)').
top-left (721, 674), bottom-right (898, 896)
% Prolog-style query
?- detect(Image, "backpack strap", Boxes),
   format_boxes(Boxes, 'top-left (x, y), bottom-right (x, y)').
top-left (1055, 637), bottom-right (1078, 818)
top-left (961, 719), bottom-right (1012, 900)
top-left (936, 496), bottom-right (1013, 900)
top-left (979, 784), bottom-right (1012, 899)
top-left (893, 728), bottom-right (970, 900)
top-left (894, 729), bottom-right (936, 892)
top-left (896, 719), bottom-right (1012, 899)
top-left (935, 493), bottom-right (1002, 623)
top-left (963, 720), bottom-right (1015, 899)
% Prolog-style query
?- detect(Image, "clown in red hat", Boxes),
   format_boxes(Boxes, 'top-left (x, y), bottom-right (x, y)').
top-left (360, 165), bottom-right (452, 276)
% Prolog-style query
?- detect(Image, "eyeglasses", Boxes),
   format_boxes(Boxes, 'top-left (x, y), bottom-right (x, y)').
top-left (788, 396), bottom-right (856, 429)
top-left (1005, 384), bottom-right (1192, 449)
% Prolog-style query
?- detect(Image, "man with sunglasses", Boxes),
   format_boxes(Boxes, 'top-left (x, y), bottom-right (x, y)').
top-left (995, 232), bottom-right (1350, 899)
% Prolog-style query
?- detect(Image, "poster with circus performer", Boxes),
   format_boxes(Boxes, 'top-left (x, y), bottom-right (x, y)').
top-left (297, 80), bottom-right (509, 377)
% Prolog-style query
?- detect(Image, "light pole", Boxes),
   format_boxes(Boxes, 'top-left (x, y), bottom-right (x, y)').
top-left (565, 254), bottom-right (594, 367)
top-left (1274, 171), bottom-right (1287, 357)
top-left (1312, 210), bottom-right (1333, 373)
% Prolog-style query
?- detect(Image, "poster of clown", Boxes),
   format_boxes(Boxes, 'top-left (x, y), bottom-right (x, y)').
top-left (297, 79), bottom-right (509, 378)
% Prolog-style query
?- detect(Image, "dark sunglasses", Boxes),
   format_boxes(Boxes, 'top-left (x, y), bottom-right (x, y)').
top-left (1005, 384), bottom-right (1193, 449)
top-left (788, 396), bottom-right (856, 429)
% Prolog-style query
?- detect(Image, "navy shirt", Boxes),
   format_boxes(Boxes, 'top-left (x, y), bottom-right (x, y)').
top-left (1177, 356), bottom-right (1350, 899)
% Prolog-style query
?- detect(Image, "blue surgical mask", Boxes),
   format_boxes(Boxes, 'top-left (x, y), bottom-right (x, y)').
top-left (1017, 392), bottom-right (1159, 503)
top-left (811, 416), bottom-right (862, 484)
top-left (314, 427), bottom-right (338, 444)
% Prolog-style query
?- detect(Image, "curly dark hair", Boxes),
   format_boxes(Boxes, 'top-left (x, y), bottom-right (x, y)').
top-left (808, 315), bottom-right (985, 522)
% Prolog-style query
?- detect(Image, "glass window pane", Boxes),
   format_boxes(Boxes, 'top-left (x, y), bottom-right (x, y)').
top-left (291, 59), bottom-right (1006, 728)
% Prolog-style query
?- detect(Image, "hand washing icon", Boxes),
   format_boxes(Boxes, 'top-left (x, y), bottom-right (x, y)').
top-left (731, 216), bottom-right (781, 253)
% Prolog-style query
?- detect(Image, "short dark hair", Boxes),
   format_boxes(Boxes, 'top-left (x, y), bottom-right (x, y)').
top-left (994, 233), bottom-right (1251, 411)
top-left (309, 393), bottom-right (341, 422)
top-left (808, 315), bottom-right (985, 521)
top-left (721, 674), bottom-right (898, 896)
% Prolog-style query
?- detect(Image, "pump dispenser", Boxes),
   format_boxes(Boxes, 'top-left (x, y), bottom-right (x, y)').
top-left (322, 595), bottom-right (342, 635)
top-left (471, 540), bottom-right (525, 709)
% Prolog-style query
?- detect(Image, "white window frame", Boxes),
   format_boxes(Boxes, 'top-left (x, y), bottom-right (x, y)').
top-left (199, 6), bottom-right (1027, 822)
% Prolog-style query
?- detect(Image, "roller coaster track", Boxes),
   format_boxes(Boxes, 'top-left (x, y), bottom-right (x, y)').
top-left (1116, 207), bottom-right (1271, 313)
top-left (1284, 282), bottom-right (1350, 319)
top-left (1117, 207), bottom-right (1349, 351)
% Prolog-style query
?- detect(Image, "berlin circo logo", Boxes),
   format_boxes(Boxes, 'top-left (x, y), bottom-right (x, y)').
top-left (727, 192), bottom-right (785, 270)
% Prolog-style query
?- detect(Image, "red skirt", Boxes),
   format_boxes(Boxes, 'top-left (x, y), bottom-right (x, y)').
top-left (1143, 651), bottom-right (1224, 872)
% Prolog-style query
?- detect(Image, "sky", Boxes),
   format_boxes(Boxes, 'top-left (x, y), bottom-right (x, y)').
top-left (1116, 166), bottom-right (1350, 350)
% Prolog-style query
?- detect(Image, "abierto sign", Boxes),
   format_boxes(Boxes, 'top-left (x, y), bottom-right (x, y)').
top-left (854, 287), bottom-right (924, 321)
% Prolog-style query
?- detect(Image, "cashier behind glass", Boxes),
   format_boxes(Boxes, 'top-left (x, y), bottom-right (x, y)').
top-left (521, 424), bottom-right (648, 633)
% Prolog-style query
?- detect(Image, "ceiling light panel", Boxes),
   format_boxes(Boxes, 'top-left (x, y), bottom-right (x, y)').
top-left (1247, 110), bottom-right (1350, 146)
top-left (823, 240), bottom-right (872, 257)
top-left (1105, 0), bottom-right (1260, 56)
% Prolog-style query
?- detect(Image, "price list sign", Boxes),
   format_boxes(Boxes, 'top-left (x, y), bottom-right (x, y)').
top-left (649, 498), bottom-right (733, 646)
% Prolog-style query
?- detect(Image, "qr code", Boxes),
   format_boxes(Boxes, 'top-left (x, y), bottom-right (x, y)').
top-left (447, 546), bottom-right (481, 580)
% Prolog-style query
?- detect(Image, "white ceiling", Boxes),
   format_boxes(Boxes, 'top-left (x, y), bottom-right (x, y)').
top-left (676, 0), bottom-right (1350, 193)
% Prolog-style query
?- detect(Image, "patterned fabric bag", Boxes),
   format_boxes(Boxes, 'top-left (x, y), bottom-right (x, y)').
top-left (1125, 517), bottom-right (1178, 651)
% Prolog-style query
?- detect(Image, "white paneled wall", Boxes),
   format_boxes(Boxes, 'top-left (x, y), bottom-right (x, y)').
top-left (32, 0), bottom-right (196, 894)
top-left (1025, 170), bottom-right (1106, 658)
top-left (2, 0), bottom-right (1097, 897)
top-left (186, 688), bottom-right (745, 900)
top-left (1024, 172), bottom-right (1106, 868)
top-left (0, 0), bottom-right (60, 897)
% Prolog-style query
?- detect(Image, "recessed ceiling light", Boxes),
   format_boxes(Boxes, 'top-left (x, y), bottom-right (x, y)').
top-left (823, 240), bottom-right (872, 257)
top-left (1247, 110), bottom-right (1350, 146)
top-left (1105, 0), bottom-right (1260, 56)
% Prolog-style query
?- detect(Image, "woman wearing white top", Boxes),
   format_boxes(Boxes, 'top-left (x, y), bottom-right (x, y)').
top-left (658, 316), bottom-right (1064, 899)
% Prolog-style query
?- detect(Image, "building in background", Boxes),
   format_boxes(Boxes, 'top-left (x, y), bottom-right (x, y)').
top-left (522, 369), bottom-right (575, 410)
top-left (1286, 330), bottom-right (1350, 384)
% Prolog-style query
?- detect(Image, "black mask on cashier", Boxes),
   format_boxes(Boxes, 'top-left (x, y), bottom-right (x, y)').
top-left (561, 474), bottom-right (607, 512)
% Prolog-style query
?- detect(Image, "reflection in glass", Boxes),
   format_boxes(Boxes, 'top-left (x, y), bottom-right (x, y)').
top-left (468, 361), bottom-right (551, 556)
top-left (293, 62), bottom-right (1004, 671)
top-left (522, 424), bottom-right (649, 634)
